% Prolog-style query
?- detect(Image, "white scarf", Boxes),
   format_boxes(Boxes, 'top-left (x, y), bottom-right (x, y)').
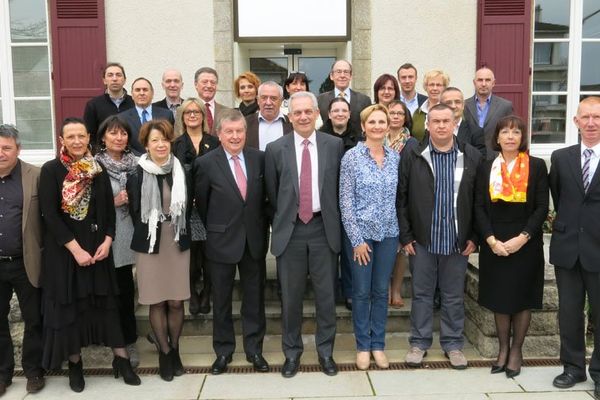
top-left (138, 153), bottom-right (187, 253)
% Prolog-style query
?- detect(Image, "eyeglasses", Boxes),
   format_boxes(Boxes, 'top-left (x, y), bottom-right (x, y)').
top-left (332, 69), bottom-right (352, 75)
top-left (183, 110), bottom-right (202, 116)
top-left (389, 111), bottom-right (405, 117)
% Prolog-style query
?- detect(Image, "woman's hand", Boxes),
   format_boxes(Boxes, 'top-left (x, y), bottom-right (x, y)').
top-left (503, 235), bottom-right (528, 255)
top-left (114, 190), bottom-right (129, 207)
top-left (353, 243), bottom-right (372, 266)
top-left (65, 239), bottom-right (94, 266)
top-left (93, 236), bottom-right (113, 262)
top-left (491, 240), bottom-right (510, 257)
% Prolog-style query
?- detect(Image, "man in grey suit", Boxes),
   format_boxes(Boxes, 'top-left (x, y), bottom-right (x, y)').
top-left (118, 77), bottom-right (175, 154)
top-left (317, 60), bottom-right (371, 130)
top-left (265, 91), bottom-right (344, 378)
top-left (463, 67), bottom-right (513, 158)
top-left (549, 96), bottom-right (600, 399)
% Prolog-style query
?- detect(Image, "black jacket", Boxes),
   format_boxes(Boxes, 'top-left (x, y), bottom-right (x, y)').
top-left (397, 137), bottom-right (482, 250)
top-left (83, 92), bottom-right (135, 143)
top-left (320, 119), bottom-right (361, 153)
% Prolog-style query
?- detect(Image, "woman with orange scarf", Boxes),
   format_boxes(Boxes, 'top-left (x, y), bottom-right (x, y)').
top-left (474, 115), bottom-right (548, 378)
top-left (39, 118), bottom-right (140, 392)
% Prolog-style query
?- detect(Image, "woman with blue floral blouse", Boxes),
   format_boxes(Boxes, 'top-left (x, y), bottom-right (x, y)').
top-left (339, 104), bottom-right (400, 370)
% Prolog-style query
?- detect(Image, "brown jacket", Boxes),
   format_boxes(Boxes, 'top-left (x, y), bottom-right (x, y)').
top-left (21, 160), bottom-right (42, 287)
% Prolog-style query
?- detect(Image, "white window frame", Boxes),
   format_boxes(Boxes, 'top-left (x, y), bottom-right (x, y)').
top-left (0, 0), bottom-right (56, 165)
top-left (532, 0), bottom-right (600, 158)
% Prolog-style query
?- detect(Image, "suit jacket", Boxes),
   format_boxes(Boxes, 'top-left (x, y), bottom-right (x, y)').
top-left (317, 89), bottom-right (372, 130)
top-left (20, 160), bottom-right (42, 288)
top-left (457, 119), bottom-right (486, 158)
top-left (265, 131), bottom-right (344, 256)
top-left (464, 94), bottom-right (513, 158)
top-left (195, 147), bottom-right (268, 263)
top-left (416, 93), bottom-right (428, 108)
top-left (152, 97), bottom-right (183, 111)
top-left (244, 113), bottom-right (293, 150)
top-left (549, 144), bottom-right (600, 272)
top-left (118, 105), bottom-right (175, 154)
top-left (209, 101), bottom-right (231, 136)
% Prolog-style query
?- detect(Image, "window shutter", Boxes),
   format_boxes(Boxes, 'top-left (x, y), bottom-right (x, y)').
top-left (49, 0), bottom-right (106, 138)
top-left (477, 0), bottom-right (532, 121)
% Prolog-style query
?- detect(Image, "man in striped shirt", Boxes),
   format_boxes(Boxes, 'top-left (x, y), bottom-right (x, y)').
top-left (398, 103), bottom-right (482, 370)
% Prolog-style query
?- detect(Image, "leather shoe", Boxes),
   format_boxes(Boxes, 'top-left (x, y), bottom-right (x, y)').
top-left (281, 358), bottom-right (300, 378)
top-left (211, 354), bottom-right (232, 375)
top-left (594, 382), bottom-right (600, 400)
top-left (246, 354), bottom-right (269, 372)
top-left (552, 371), bottom-right (587, 388)
top-left (26, 376), bottom-right (45, 393)
top-left (0, 381), bottom-right (11, 396)
top-left (189, 291), bottom-right (201, 315)
top-left (319, 356), bottom-right (338, 376)
top-left (490, 364), bottom-right (506, 374)
top-left (198, 289), bottom-right (211, 314)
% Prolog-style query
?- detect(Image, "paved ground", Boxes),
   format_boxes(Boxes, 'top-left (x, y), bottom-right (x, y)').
top-left (2, 366), bottom-right (598, 399)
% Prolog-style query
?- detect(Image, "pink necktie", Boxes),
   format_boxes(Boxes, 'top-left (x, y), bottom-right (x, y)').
top-left (232, 155), bottom-right (247, 200)
top-left (299, 139), bottom-right (313, 224)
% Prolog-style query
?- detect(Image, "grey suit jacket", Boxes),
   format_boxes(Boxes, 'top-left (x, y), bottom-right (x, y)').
top-left (317, 89), bottom-right (372, 130)
top-left (245, 113), bottom-right (293, 150)
top-left (118, 105), bottom-right (175, 154)
top-left (549, 144), bottom-right (600, 272)
top-left (21, 160), bottom-right (42, 287)
top-left (209, 101), bottom-right (231, 136)
top-left (265, 131), bottom-right (344, 256)
top-left (464, 94), bottom-right (513, 158)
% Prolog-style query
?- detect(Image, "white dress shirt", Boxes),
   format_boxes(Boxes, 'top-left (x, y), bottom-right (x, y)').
top-left (258, 111), bottom-right (285, 151)
top-left (294, 131), bottom-right (320, 212)
top-left (581, 142), bottom-right (600, 185)
top-left (223, 148), bottom-right (247, 181)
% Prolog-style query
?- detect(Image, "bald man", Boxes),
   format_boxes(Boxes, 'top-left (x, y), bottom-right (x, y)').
top-left (153, 68), bottom-right (185, 117)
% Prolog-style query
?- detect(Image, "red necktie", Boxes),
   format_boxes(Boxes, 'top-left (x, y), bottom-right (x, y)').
top-left (298, 139), bottom-right (313, 224)
top-left (205, 102), bottom-right (214, 132)
top-left (232, 155), bottom-right (247, 200)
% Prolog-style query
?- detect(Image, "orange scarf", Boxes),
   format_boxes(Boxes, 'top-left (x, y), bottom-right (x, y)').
top-left (489, 152), bottom-right (529, 203)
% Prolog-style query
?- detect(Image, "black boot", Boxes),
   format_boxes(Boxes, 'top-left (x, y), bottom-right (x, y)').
top-left (68, 359), bottom-right (85, 393)
top-left (159, 350), bottom-right (174, 382)
top-left (172, 347), bottom-right (185, 376)
top-left (112, 355), bottom-right (141, 385)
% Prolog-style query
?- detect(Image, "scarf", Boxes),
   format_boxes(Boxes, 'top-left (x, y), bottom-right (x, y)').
top-left (489, 151), bottom-right (529, 203)
top-left (138, 153), bottom-right (187, 253)
top-left (60, 147), bottom-right (103, 220)
top-left (95, 151), bottom-right (138, 218)
top-left (386, 127), bottom-right (411, 153)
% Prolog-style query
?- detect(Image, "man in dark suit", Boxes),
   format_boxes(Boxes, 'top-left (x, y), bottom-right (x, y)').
top-left (118, 77), bottom-right (174, 154)
top-left (549, 96), bottom-right (600, 399)
top-left (441, 87), bottom-right (486, 158)
top-left (397, 63), bottom-right (428, 116)
top-left (83, 62), bottom-right (134, 145)
top-left (195, 109), bottom-right (269, 375)
top-left (463, 67), bottom-right (513, 158)
top-left (265, 91), bottom-right (344, 378)
top-left (194, 67), bottom-right (230, 136)
top-left (317, 60), bottom-right (371, 129)
top-left (245, 81), bottom-right (293, 150)
top-left (152, 68), bottom-right (184, 118)
top-left (0, 125), bottom-right (45, 396)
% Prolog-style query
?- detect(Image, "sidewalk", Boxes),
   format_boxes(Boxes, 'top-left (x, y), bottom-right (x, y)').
top-left (3, 366), bottom-right (597, 399)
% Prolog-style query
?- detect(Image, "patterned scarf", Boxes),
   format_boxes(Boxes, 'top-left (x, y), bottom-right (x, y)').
top-left (386, 127), bottom-right (411, 153)
top-left (489, 151), bottom-right (529, 203)
top-left (95, 150), bottom-right (138, 217)
top-left (60, 147), bottom-right (103, 220)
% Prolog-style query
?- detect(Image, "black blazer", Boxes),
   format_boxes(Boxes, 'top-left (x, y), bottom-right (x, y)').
top-left (127, 165), bottom-right (191, 253)
top-left (194, 147), bottom-right (268, 263)
top-left (549, 144), bottom-right (600, 272)
top-left (397, 138), bottom-right (482, 249)
top-left (457, 119), bottom-right (486, 158)
top-left (118, 106), bottom-right (175, 155)
top-left (474, 156), bottom-right (549, 242)
top-left (244, 113), bottom-right (293, 150)
top-left (416, 93), bottom-right (428, 108)
top-left (317, 89), bottom-right (372, 130)
top-left (152, 97), bottom-right (183, 111)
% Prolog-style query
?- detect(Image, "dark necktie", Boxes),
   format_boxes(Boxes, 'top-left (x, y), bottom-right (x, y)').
top-left (141, 109), bottom-right (149, 124)
top-left (298, 139), bottom-right (313, 224)
top-left (583, 148), bottom-right (594, 192)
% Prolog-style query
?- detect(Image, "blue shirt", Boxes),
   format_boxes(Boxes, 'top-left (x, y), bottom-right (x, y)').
top-left (400, 93), bottom-right (419, 116)
top-left (429, 141), bottom-right (459, 255)
top-left (475, 96), bottom-right (491, 128)
top-left (136, 105), bottom-right (152, 124)
top-left (339, 141), bottom-right (400, 247)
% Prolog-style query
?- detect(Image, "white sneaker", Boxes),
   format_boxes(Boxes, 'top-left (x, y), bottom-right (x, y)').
top-left (126, 343), bottom-right (140, 368)
top-left (445, 349), bottom-right (468, 370)
top-left (405, 347), bottom-right (427, 367)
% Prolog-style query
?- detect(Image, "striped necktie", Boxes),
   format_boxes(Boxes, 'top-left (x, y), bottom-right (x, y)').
top-left (583, 148), bottom-right (594, 192)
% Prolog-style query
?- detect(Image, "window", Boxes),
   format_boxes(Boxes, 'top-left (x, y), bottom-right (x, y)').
top-left (532, 0), bottom-right (600, 151)
top-left (0, 0), bottom-right (54, 160)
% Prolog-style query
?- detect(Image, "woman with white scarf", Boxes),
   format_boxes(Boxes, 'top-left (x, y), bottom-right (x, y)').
top-left (127, 119), bottom-right (190, 382)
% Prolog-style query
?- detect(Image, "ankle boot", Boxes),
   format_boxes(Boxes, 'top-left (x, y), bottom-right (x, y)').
top-left (68, 359), bottom-right (85, 393)
top-left (159, 349), bottom-right (174, 382)
top-left (171, 347), bottom-right (185, 376)
top-left (112, 355), bottom-right (141, 385)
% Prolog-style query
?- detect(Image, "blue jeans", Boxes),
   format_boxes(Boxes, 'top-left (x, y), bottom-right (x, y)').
top-left (351, 236), bottom-right (398, 351)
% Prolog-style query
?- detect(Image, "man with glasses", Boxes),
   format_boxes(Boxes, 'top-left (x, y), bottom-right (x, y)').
top-left (245, 82), bottom-right (293, 150)
top-left (317, 60), bottom-right (371, 129)
top-left (194, 67), bottom-right (231, 135)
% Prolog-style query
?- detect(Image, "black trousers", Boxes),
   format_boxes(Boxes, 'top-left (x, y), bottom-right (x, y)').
top-left (209, 245), bottom-right (266, 357)
top-left (0, 259), bottom-right (43, 381)
top-left (190, 241), bottom-right (209, 293)
top-left (278, 216), bottom-right (337, 359)
top-left (555, 260), bottom-right (600, 383)
top-left (115, 265), bottom-right (137, 345)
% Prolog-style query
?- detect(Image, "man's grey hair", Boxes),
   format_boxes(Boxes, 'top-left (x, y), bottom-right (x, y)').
top-left (288, 91), bottom-right (318, 114)
top-left (257, 81), bottom-right (283, 98)
top-left (194, 67), bottom-right (218, 83)
top-left (216, 109), bottom-right (247, 133)
top-left (0, 124), bottom-right (21, 147)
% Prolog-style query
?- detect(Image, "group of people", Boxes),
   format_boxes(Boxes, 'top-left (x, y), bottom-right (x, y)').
top-left (0, 58), bottom-right (599, 400)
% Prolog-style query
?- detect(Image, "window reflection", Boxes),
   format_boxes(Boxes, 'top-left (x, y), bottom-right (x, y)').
top-left (533, 42), bottom-right (568, 91)
top-left (249, 57), bottom-right (288, 86)
top-left (534, 0), bottom-right (570, 39)
top-left (9, 0), bottom-right (47, 42)
top-left (581, 43), bottom-right (600, 91)
top-left (11, 47), bottom-right (50, 97)
top-left (531, 95), bottom-right (567, 144)
top-left (583, 0), bottom-right (600, 38)
top-left (15, 99), bottom-right (53, 149)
